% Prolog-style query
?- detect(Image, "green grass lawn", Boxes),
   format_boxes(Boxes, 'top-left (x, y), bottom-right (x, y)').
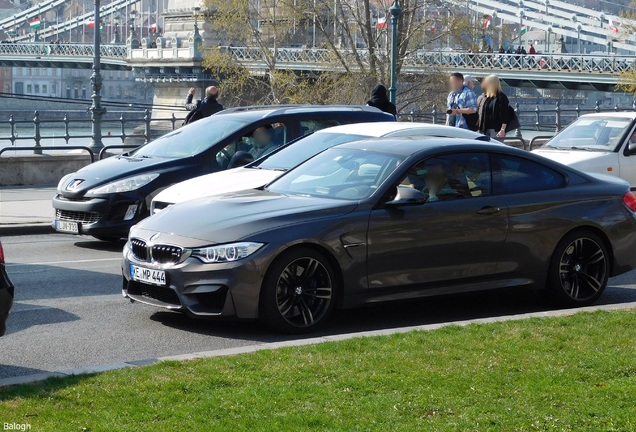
top-left (2, 310), bottom-right (636, 431)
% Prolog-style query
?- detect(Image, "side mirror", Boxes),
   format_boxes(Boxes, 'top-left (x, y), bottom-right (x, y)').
top-left (228, 151), bottom-right (255, 168)
top-left (628, 142), bottom-right (636, 156)
top-left (385, 187), bottom-right (427, 207)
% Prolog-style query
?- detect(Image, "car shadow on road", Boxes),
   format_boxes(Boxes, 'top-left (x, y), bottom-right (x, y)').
top-left (0, 365), bottom-right (57, 382)
top-left (5, 303), bottom-right (80, 336)
top-left (147, 282), bottom-right (636, 342)
top-left (73, 239), bottom-right (126, 252)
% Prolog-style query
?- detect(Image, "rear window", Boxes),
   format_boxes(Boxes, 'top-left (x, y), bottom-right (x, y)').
top-left (493, 155), bottom-right (564, 194)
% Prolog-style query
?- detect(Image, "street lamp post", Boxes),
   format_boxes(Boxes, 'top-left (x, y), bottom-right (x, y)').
top-left (576, 23), bottom-right (582, 53)
top-left (518, 9), bottom-right (524, 48)
top-left (88, 0), bottom-right (106, 153)
top-left (388, 0), bottom-right (402, 105)
top-left (112, 16), bottom-right (120, 44)
top-left (547, 26), bottom-right (552, 53)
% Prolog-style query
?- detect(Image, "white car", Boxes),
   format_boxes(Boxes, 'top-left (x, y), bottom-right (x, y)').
top-left (151, 122), bottom-right (492, 213)
top-left (533, 112), bottom-right (636, 187)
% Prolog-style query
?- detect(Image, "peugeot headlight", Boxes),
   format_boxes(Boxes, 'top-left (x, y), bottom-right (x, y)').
top-left (87, 173), bottom-right (160, 195)
top-left (192, 242), bottom-right (264, 263)
top-left (57, 173), bottom-right (74, 192)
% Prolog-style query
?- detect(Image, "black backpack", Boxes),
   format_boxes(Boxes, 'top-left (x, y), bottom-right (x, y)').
top-left (183, 107), bottom-right (203, 125)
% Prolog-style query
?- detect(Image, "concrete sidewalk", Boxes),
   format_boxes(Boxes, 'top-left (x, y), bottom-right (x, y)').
top-left (0, 186), bottom-right (56, 234)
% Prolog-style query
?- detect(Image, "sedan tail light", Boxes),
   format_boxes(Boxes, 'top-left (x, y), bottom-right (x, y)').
top-left (623, 192), bottom-right (636, 212)
top-left (0, 242), bottom-right (4, 264)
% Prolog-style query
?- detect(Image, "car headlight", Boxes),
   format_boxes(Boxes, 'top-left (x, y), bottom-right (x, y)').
top-left (191, 242), bottom-right (264, 263)
top-left (57, 173), bottom-right (74, 192)
top-left (87, 173), bottom-right (159, 195)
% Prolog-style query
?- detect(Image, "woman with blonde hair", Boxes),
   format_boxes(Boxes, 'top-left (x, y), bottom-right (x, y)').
top-left (477, 75), bottom-right (515, 139)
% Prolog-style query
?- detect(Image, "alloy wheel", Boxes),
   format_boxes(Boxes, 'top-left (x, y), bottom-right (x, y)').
top-left (558, 237), bottom-right (607, 302)
top-left (275, 257), bottom-right (333, 328)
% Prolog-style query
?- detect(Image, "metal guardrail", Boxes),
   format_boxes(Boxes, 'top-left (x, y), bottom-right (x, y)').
top-left (0, 145), bottom-right (95, 162)
top-left (398, 100), bottom-right (636, 134)
top-left (529, 135), bottom-right (557, 150)
top-left (0, 103), bottom-right (632, 160)
top-left (98, 145), bottom-right (140, 160)
top-left (0, 110), bottom-right (186, 149)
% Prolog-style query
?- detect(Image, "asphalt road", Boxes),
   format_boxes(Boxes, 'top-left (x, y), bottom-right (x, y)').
top-left (3, 232), bottom-right (636, 380)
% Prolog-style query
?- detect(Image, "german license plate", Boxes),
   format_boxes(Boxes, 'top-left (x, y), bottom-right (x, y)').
top-left (130, 264), bottom-right (166, 286)
top-left (55, 220), bottom-right (79, 233)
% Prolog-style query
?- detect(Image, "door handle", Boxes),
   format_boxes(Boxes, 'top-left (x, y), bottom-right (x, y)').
top-left (476, 206), bottom-right (501, 215)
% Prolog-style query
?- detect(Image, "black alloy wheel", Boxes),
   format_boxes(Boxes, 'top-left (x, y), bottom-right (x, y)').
top-left (548, 230), bottom-right (609, 307)
top-left (260, 247), bottom-right (337, 333)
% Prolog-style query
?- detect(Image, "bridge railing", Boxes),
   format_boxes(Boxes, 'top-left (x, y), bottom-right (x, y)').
top-left (409, 52), bottom-right (636, 74)
top-left (0, 43), bottom-right (128, 59)
top-left (214, 47), bottom-right (636, 74)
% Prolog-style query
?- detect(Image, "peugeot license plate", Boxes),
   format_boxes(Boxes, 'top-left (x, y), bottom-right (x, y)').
top-left (55, 220), bottom-right (79, 234)
top-left (130, 264), bottom-right (166, 286)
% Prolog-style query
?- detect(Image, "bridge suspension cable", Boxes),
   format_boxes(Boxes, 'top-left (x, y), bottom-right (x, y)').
top-left (0, 0), bottom-right (67, 34)
top-left (5, 0), bottom-right (140, 42)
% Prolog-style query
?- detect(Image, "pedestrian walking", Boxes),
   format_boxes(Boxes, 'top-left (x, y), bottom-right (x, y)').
top-left (184, 85), bottom-right (224, 125)
top-left (366, 84), bottom-right (397, 116)
top-left (446, 72), bottom-right (478, 130)
top-left (477, 74), bottom-right (519, 140)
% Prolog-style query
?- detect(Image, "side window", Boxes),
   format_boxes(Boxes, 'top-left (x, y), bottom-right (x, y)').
top-left (399, 153), bottom-right (491, 202)
top-left (216, 122), bottom-right (288, 168)
top-left (299, 119), bottom-right (341, 136)
top-left (493, 155), bottom-right (564, 194)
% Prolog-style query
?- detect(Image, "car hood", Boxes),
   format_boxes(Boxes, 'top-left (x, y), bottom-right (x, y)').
top-left (133, 189), bottom-right (358, 246)
top-left (153, 167), bottom-right (282, 206)
top-left (532, 148), bottom-right (615, 166)
top-left (59, 155), bottom-right (177, 195)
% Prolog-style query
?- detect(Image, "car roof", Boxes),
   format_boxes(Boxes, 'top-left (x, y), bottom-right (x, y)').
top-left (213, 105), bottom-right (387, 119)
top-left (315, 122), bottom-right (474, 137)
top-left (577, 112), bottom-right (636, 120)
top-left (335, 137), bottom-right (498, 156)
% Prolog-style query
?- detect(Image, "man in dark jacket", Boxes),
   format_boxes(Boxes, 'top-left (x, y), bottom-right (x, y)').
top-left (367, 84), bottom-right (397, 116)
top-left (184, 86), bottom-right (224, 124)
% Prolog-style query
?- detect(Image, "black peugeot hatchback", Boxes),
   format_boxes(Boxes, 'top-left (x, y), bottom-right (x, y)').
top-left (52, 105), bottom-right (394, 241)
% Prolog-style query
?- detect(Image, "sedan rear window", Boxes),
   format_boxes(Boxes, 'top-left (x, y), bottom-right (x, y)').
top-left (493, 155), bottom-right (564, 194)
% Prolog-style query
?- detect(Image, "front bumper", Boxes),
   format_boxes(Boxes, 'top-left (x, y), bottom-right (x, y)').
top-left (52, 193), bottom-right (146, 238)
top-left (121, 244), bottom-right (272, 319)
top-left (0, 264), bottom-right (15, 336)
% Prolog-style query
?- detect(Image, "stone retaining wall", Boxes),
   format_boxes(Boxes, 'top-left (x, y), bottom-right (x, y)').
top-left (0, 154), bottom-right (92, 186)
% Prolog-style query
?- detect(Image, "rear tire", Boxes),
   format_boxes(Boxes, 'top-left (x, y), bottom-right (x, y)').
top-left (260, 247), bottom-right (337, 333)
top-left (547, 230), bottom-right (609, 307)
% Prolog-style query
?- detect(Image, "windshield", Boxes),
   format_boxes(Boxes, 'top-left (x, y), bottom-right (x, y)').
top-left (131, 118), bottom-right (247, 158)
top-left (268, 147), bottom-right (405, 200)
top-left (255, 132), bottom-right (368, 171)
top-left (545, 117), bottom-right (633, 151)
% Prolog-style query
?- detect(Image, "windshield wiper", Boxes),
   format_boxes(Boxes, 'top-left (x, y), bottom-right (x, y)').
top-left (542, 144), bottom-right (562, 150)
top-left (569, 146), bottom-right (596, 152)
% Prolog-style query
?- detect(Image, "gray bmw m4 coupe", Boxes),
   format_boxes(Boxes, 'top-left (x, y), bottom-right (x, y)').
top-left (122, 138), bottom-right (636, 333)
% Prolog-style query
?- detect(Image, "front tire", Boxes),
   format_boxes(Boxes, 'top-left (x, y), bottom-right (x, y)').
top-left (547, 230), bottom-right (609, 307)
top-left (260, 247), bottom-right (338, 333)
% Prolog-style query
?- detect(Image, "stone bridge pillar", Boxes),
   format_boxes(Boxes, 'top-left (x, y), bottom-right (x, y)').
top-left (126, 0), bottom-right (221, 121)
